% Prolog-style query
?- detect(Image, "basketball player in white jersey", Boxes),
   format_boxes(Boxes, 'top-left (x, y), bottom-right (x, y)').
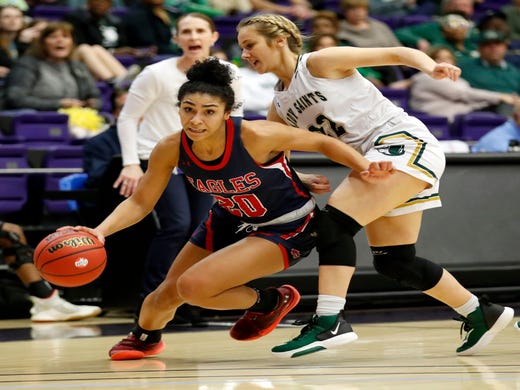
top-left (237, 13), bottom-right (514, 358)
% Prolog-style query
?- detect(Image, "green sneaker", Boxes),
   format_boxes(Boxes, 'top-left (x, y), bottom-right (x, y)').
top-left (271, 310), bottom-right (358, 358)
top-left (514, 321), bottom-right (520, 331)
top-left (455, 296), bottom-right (514, 356)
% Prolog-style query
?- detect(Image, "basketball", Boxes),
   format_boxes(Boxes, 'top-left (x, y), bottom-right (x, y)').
top-left (34, 229), bottom-right (107, 288)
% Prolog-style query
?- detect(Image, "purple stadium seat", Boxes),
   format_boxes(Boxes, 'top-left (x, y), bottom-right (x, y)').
top-left (97, 81), bottom-right (114, 113)
top-left (214, 15), bottom-right (244, 40)
top-left (7, 112), bottom-right (70, 146)
top-left (42, 145), bottom-right (84, 214)
top-left (399, 14), bottom-right (432, 28)
top-left (413, 113), bottom-right (451, 140)
top-left (29, 5), bottom-right (73, 20)
top-left (0, 145), bottom-right (29, 215)
top-left (379, 87), bottom-right (409, 111)
top-left (451, 111), bottom-right (508, 141)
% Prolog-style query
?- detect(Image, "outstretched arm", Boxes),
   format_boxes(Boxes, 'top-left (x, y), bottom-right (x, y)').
top-left (243, 120), bottom-right (395, 182)
top-left (307, 46), bottom-right (461, 81)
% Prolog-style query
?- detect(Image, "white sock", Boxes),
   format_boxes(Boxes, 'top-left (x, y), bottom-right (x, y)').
top-left (316, 295), bottom-right (346, 317)
top-left (454, 295), bottom-right (479, 317)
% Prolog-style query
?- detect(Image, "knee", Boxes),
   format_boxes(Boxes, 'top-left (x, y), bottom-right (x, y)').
top-left (176, 272), bottom-right (210, 305)
top-left (317, 205), bottom-right (362, 267)
top-left (371, 244), bottom-right (443, 291)
top-left (148, 280), bottom-right (182, 311)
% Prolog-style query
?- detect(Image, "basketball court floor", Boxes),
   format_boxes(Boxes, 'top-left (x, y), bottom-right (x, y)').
top-left (0, 306), bottom-right (519, 389)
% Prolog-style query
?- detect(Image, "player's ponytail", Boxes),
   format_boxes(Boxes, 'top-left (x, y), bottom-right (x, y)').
top-left (178, 57), bottom-right (235, 111)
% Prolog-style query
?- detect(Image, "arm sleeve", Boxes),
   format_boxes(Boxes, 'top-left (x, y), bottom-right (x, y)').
top-left (116, 66), bottom-right (162, 166)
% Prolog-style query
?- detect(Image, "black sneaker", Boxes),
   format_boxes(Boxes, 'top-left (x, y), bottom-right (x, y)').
top-left (455, 296), bottom-right (514, 356)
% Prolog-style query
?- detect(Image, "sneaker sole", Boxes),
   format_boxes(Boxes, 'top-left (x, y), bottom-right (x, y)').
top-left (272, 331), bottom-right (359, 358)
top-left (31, 307), bottom-right (103, 322)
top-left (110, 341), bottom-right (166, 361)
top-left (457, 306), bottom-right (514, 356)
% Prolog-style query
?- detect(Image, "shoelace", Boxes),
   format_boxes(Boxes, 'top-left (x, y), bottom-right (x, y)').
top-left (117, 334), bottom-right (141, 347)
top-left (291, 316), bottom-right (320, 340)
top-left (453, 295), bottom-right (488, 339)
top-left (453, 315), bottom-right (471, 339)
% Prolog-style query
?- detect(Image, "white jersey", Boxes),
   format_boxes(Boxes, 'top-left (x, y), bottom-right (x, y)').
top-left (118, 57), bottom-right (244, 165)
top-left (274, 53), bottom-right (446, 216)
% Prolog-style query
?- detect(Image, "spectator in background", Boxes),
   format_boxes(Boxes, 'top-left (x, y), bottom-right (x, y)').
top-left (4, 21), bottom-right (102, 111)
top-left (435, 13), bottom-right (478, 59)
top-left (336, 0), bottom-right (404, 85)
top-left (0, 5), bottom-right (25, 79)
top-left (369, 0), bottom-right (418, 18)
top-left (307, 33), bottom-right (339, 52)
top-left (121, 0), bottom-right (178, 56)
top-left (309, 10), bottom-right (340, 36)
top-left (502, 0), bottom-right (520, 42)
top-left (0, 7), bottom-right (46, 79)
top-left (458, 30), bottom-right (520, 116)
top-left (336, 0), bottom-right (402, 48)
top-left (472, 98), bottom-right (520, 152)
top-left (241, 60), bottom-right (277, 117)
top-left (166, 0), bottom-right (226, 17)
top-left (63, 0), bottom-right (142, 85)
top-left (394, 0), bottom-right (479, 52)
top-left (408, 46), bottom-right (516, 121)
top-left (0, 0), bottom-right (28, 12)
top-left (83, 87), bottom-right (128, 190)
top-left (307, 33), bottom-right (385, 86)
top-left (477, 10), bottom-right (510, 39)
top-left (0, 221), bottom-right (102, 322)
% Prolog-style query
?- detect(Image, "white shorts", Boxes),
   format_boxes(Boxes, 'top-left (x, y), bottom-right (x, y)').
top-left (364, 117), bottom-right (446, 217)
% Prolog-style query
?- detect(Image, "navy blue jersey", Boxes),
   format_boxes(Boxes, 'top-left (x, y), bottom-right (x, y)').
top-left (178, 117), bottom-right (312, 224)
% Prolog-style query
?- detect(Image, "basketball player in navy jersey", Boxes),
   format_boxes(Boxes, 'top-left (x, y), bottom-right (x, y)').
top-left (68, 57), bottom-right (395, 361)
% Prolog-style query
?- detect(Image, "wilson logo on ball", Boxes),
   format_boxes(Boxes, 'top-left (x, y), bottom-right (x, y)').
top-left (74, 258), bottom-right (89, 268)
top-left (47, 236), bottom-right (97, 254)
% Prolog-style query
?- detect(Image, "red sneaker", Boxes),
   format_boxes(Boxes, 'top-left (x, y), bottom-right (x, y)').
top-left (230, 285), bottom-right (300, 341)
top-left (109, 333), bottom-right (165, 361)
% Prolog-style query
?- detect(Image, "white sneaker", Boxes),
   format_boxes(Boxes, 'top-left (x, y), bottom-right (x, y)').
top-left (30, 290), bottom-right (102, 322)
top-left (31, 323), bottom-right (102, 339)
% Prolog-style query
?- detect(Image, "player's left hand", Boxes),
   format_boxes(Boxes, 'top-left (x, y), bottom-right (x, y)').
top-left (360, 161), bottom-right (396, 183)
top-left (431, 62), bottom-right (461, 81)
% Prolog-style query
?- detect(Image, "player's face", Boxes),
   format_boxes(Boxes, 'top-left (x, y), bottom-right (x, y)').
top-left (237, 26), bottom-right (276, 74)
top-left (174, 16), bottom-right (218, 60)
top-left (179, 92), bottom-right (230, 141)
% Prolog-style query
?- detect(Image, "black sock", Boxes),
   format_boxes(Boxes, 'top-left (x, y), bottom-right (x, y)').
top-left (248, 288), bottom-right (279, 313)
top-left (28, 280), bottom-right (54, 298)
top-left (132, 324), bottom-right (162, 344)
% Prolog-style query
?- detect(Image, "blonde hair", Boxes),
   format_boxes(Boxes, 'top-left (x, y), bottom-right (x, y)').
top-left (237, 13), bottom-right (303, 55)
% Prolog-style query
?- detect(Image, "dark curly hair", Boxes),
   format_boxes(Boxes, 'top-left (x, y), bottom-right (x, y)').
top-left (178, 57), bottom-right (235, 111)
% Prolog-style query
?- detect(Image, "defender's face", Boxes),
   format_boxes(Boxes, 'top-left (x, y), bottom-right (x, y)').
top-left (238, 26), bottom-right (275, 74)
